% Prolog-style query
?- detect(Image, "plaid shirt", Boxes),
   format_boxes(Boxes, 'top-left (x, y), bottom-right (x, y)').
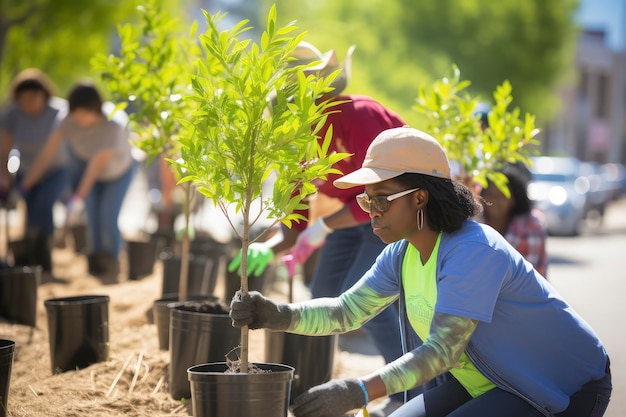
top-left (505, 208), bottom-right (548, 277)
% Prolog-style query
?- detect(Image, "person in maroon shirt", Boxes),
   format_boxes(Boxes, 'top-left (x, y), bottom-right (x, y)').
top-left (229, 42), bottom-right (406, 413)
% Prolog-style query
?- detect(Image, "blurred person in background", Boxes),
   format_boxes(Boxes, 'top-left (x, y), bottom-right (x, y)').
top-left (20, 82), bottom-right (137, 279)
top-left (0, 68), bottom-right (70, 274)
top-left (228, 41), bottom-right (406, 415)
top-left (480, 162), bottom-right (549, 277)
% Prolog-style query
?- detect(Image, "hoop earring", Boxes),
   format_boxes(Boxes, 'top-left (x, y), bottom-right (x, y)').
top-left (417, 209), bottom-right (424, 232)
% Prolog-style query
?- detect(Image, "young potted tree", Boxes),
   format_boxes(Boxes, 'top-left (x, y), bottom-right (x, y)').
top-left (177, 6), bottom-right (349, 415)
top-left (91, 2), bottom-right (223, 352)
top-left (414, 65), bottom-right (540, 194)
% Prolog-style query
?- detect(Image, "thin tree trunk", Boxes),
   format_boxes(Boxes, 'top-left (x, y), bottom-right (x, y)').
top-left (239, 189), bottom-right (252, 373)
top-left (178, 182), bottom-right (191, 302)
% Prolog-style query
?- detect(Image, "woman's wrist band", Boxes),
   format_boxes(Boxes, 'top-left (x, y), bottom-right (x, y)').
top-left (357, 379), bottom-right (369, 407)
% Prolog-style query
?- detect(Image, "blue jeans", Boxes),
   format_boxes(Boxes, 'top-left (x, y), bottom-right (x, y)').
top-left (390, 362), bottom-right (612, 417)
top-left (310, 223), bottom-right (403, 366)
top-left (70, 155), bottom-right (137, 257)
top-left (18, 168), bottom-right (69, 234)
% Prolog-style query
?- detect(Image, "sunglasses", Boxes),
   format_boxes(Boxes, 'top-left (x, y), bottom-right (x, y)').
top-left (356, 188), bottom-right (420, 213)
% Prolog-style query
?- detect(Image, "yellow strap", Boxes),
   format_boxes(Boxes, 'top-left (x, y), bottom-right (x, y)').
top-left (362, 408), bottom-right (370, 417)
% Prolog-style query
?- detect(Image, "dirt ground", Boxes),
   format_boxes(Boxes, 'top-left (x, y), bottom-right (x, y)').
top-left (1, 236), bottom-right (382, 417)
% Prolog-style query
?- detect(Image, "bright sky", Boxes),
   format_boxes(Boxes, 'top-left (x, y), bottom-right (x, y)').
top-left (576, 0), bottom-right (626, 50)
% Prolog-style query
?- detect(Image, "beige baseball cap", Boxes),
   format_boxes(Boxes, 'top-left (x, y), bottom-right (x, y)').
top-left (333, 126), bottom-right (451, 189)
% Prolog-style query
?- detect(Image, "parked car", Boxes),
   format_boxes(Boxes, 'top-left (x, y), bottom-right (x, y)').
top-left (527, 156), bottom-right (588, 236)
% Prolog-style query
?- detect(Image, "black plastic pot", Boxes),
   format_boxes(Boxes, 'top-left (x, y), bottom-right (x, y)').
top-left (0, 339), bottom-right (15, 417)
top-left (152, 293), bottom-right (218, 351)
top-left (188, 362), bottom-right (294, 417)
top-left (44, 295), bottom-right (110, 374)
top-left (160, 254), bottom-right (216, 297)
top-left (265, 331), bottom-right (337, 400)
top-left (126, 239), bottom-right (158, 280)
top-left (0, 266), bottom-right (41, 327)
top-left (169, 302), bottom-right (239, 400)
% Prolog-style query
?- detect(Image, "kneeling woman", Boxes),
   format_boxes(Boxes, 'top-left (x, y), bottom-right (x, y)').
top-left (230, 126), bottom-right (611, 417)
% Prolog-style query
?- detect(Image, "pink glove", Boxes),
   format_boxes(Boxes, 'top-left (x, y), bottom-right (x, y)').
top-left (290, 217), bottom-right (333, 265)
top-left (281, 254), bottom-right (297, 278)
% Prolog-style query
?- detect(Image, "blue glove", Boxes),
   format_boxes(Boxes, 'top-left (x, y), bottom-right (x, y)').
top-left (228, 242), bottom-right (274, 277)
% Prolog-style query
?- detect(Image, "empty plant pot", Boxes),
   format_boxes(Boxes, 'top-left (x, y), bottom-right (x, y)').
top-left (0, 339), bottom-right (15, 417)
top-left (126, 239), bottom-right (159, 280)
top-left (161, 253), bottom-right (216, 297)
top-left (44, 295), bottom-right (110, 374)
top-left (169, 301), bottom-right (239, 400)
top-left (0, 266), bottom-right (41, 327)
top-left (265, 331), bottom-right (337, 400)
top-left (188, 362), bottom-right (294, 417)
top-left (152, 293), bottom-right (218, 351)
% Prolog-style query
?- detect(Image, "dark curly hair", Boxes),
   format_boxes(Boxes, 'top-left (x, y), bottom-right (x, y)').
top-left (394, 173), bottom-right (482, 233)
top-left (67, 82), bottom-right (104, 114)
top-left (502, 163), bottom-right (532, 218)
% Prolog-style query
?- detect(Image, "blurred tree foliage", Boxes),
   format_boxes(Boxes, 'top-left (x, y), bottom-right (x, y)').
top-left (0, 0), bottom-right (181, 100)
top-left (262, 0), bottom-right (580, 127)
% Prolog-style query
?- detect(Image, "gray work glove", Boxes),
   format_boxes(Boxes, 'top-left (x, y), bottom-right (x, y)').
top-left (229, 290), bottom-right (292, 330)
top-left (291, 378), bottom-right (366, 417)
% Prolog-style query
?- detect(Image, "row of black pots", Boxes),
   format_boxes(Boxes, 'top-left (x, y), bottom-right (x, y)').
top-left (0, 267), bottom-right (109, 375)
top-left (153, 251), bottom-right (265, 352)
top-left (0, 295), bottom-right (110, 416)
top-left (172, 303), bottom-right (336, 416)
top-left (165, 299), bottom-right (298, 417)
top-left (2, 232), bottom-right (333, 416)
top-left (152, 237), bottom-right (337, 416)
top-left (163, 296), bottom-right (336, 417)
top-left (125, 232), bottom-right (231, 283)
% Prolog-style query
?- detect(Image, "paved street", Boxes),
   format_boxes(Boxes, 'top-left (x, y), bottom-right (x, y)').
top-left (547, 198), bottom-right (626, 417)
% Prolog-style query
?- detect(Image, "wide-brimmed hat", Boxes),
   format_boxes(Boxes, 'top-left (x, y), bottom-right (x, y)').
top-left (289, 41), bottom-right (355, 97)
top-left (10, 68), bottom-right (56, 101)
top-left (334, 126), bottom-right (451, 189)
